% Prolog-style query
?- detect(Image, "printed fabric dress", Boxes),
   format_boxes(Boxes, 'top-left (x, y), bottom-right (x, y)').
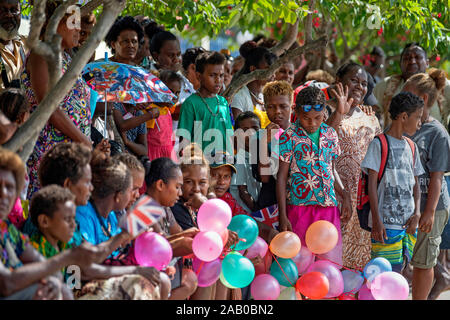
top-left (22, 51), bottom-right (91, 199)
top-left (334, 106), bottom-right (381, 270)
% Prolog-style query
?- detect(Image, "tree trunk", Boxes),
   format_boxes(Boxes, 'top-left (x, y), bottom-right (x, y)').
top-left (222, 36), bottom-right (328, 102)
top-left (3, 0), bottom-right (126, 162)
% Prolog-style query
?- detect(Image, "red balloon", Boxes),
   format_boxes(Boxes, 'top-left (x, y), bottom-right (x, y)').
top-left (296, 271), bottom-right (329, 300)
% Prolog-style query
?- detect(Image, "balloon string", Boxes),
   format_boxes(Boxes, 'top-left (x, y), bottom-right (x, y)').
top-left (195, 260), bottom-right (205, 276)
top-left (270, 253), bottom-right (295, 288)
top-left (311, 253), bottom-right (368, 295)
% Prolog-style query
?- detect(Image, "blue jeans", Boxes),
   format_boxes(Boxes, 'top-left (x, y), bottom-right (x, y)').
top-left (440, 176), bottom-right (450, 249)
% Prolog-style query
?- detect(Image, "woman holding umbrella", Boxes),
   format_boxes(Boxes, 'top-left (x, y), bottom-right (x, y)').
top-left (104, 16), bottom-right (161, 158)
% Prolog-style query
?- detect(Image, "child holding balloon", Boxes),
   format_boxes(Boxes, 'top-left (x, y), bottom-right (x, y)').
top-left (144, 157), bottom-right (200, 299)
top-left (277, 86), bottom-right (352, 265)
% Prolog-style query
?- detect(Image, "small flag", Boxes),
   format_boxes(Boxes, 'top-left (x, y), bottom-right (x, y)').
top-left (251, 205), bottom-right (279, 230)
top-left (122, 195), bottom-right (165, 237)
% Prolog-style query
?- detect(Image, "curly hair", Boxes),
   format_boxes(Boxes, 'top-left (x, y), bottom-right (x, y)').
top-left (0, 147), bottom-right (25, 195)
top-left (195, 51), bottom-right (226, 74)
top-left (0, 88), bottom-right (29, 124)
top-left (404, 68), bottom-right (446, 108)
top-left (263, 80), bottom-right (294, 105)
top-left (105, 16), bottom-right (144, 53)
top-left (159, 69), bottom-right (183, 86)
top-left (90, 152), bottom-right (131, 199)
top-left (389, 92), bottom-right (424, 120)
top-left (114, 153), bottom-right (144, 174)
top-left (305, 69), bottom-right (335, 85)
top-left (38, 143), bottom-right (92, 187)
top-left (182, 47), bottom-right (206, 71)
top-left (241, 46), bottom-right (277, 75)
top-left (294, 85), bottom-right (327, 112)
top-left (29, 185), bottom-right (75, 228)
top-left (179, 143), bottom-right (210, 175)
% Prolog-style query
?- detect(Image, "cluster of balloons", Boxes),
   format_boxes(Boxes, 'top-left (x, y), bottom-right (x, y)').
top-left (250, 220), bottom-right (340, 300)
top-left (134, 207), bottom-right (410, 301)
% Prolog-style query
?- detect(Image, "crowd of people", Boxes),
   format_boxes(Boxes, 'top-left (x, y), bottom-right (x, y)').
top-left (0, 0), bottom-right (449, 301)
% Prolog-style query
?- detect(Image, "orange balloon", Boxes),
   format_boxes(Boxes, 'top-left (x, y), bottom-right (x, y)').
top-left (305, 220), bottom-right (338, 254)
top-left (269, 231), bottom-right (301, 258)
top-left (296, 271), bottom-right (329, 300)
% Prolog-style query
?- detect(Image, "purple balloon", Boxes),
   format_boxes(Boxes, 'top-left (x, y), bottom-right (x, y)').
top-left (192, 257), bottom-right (222, 287)
top-left (341, 269), bottom-right (365, 294)
top-left (251, 274), bottom-right (281, 300)
top-left (134, 232), bottom-right (173, 270)
top-left (306, 260), bottom-right (344, 298)
top-left (358, 283), bottom-right (375, 300)
top-left (245, 236), bottom-right (269, 259)
top-left (292, 246), bottom-right (315, 275)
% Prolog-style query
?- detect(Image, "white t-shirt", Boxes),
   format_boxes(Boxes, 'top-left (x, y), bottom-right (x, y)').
top-left (361, 134), bottom-right (425, 230)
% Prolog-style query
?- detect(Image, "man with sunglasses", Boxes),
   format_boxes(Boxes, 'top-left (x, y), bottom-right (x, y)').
top-left (0, 0), bottom-right (27, 92)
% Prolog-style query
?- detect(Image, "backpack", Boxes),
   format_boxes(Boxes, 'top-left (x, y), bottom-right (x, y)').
top-left (356, 133), bottom-right (415, 231)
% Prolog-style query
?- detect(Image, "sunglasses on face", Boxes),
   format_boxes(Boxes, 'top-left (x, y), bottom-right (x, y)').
top-left (301, 104), bottom-right (325, 112)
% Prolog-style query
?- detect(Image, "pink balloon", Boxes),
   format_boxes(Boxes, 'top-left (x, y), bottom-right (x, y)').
top-left (245, 236), bottom-right (269, 259)
top-left (306, 260), bottom-right (344, 298)
top-left (358, 283), bottom-right (375, 300)
top-left (192, 257), bottom-right (222, 287)
top-left (192, 231), bottom-right (224, 262)
top-left (251, 274), bottom-right (280, 300)
top-left (292, 246), bottom-right (315, 275)
top-left (197, 199), bottom-right (232, 233)
top-left (370, 271), bottom-right (409, 300)
top-left (134, 232), bottom-right (173, 270)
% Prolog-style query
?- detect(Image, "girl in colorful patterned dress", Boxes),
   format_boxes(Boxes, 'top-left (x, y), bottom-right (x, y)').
top-left (277, 86), bottom-right (352, 265)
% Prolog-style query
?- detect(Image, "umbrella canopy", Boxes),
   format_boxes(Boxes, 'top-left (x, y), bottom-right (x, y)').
top-left (82, 60), bottom-right (176, 104)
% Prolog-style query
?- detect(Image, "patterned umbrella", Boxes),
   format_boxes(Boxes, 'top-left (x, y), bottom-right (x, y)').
top-left (82, 60), bottom-right (176, 104)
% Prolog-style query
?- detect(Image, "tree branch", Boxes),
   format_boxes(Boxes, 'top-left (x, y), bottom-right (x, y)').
top-left (270, 18), bottom-right (300, 57)
top-left (4, 0), bottom-right (126, 160)
top-left (223, 36), bottom-right (328, 102)
top-left (81, 0), bottom-right (105, 16)
top-left (304, 0), bottom-right (315, 44)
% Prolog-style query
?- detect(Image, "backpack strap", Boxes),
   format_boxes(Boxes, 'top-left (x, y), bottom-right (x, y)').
top-left (403, 136), bottom-right (416, 167)
top-left (376, 133), bottom-right (390, 182)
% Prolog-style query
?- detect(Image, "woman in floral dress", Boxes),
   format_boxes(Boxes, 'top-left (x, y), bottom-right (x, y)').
top-left (328, 62), bottom-right (382, 270)
top-left (23, 5), bottom-right (92, 199)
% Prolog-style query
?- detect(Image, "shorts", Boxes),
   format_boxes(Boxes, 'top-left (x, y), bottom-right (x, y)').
top-left (411, 208), bottom-right (450, 269)
top-left (440, 176), bottom-right (450, 249)
top-left (371, 229), bottom-right (417, 273)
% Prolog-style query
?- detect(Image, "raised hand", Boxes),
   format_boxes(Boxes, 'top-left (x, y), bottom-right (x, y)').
top-left (330, 83), bottom-right (354, 115)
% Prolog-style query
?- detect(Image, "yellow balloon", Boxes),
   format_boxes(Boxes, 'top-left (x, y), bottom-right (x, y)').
top-left (269, 231), bottom-right (301, 258)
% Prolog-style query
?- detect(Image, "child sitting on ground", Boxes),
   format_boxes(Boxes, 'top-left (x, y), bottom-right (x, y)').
top-left (28, 184), bottom-right (170, 300)
top-left (361, 92), bottom-right (425, 273)
top-left (277, 85), bottom-right (352, 266)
